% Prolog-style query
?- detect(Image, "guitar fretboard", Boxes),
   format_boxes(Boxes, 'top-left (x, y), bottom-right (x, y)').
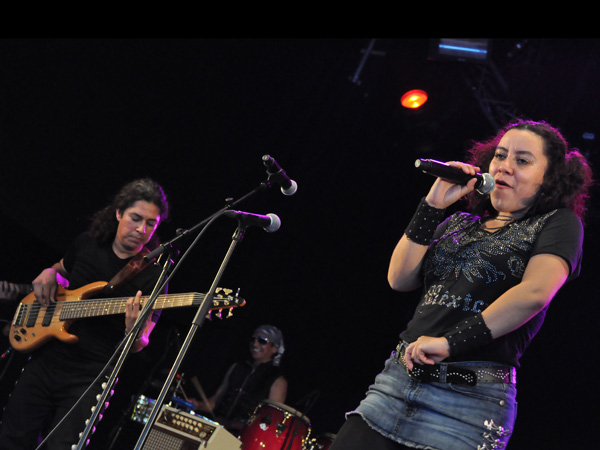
top-left (59, 293), bottom-right (205, 320)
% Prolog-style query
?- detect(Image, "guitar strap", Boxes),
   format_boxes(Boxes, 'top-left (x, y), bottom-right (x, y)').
top-left (103, 247), bottom-right (155, 294)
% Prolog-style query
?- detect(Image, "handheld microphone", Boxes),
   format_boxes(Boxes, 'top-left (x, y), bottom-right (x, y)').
top-left (414, 159), bottom-right (495, 195)
top-left (262, 155), bottom-right (298, 196)
top-left (223, 210), bottom-right (281, 233)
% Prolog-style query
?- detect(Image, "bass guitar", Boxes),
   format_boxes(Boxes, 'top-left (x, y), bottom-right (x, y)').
top-left (9, 281), bottom-right (245, 353)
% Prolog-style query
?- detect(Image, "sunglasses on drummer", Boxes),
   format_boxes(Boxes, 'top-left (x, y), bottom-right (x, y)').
top-left (250, 336), bottom-right (271, 345)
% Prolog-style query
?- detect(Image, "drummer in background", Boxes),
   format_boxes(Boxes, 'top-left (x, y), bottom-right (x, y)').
top-left (189, 324), bottom-right (287, 432)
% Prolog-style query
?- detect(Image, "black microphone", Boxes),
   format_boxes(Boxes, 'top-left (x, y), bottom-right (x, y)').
top-left (223, 210), bottom-right (282, 232)
top-left (262, 155), bottom-right (298, 196)
top-left (414, 159), bottom-right (495, 195)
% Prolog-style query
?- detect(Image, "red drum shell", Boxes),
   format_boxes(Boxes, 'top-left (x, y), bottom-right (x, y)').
top-left (239, 400), bottom-right (310, 450)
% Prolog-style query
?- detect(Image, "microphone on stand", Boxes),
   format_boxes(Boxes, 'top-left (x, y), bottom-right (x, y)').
top-left (223, 210), bottom-right (282, 232)
top-left (414, 159), bottom-right (495, 195)
top-left (262, 155), bottom-right (298, 196)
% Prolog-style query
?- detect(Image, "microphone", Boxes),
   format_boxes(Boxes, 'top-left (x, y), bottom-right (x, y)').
top-left (414, 159), bottom-right (495, 195)
top-left (262, 155), bottom-right (298, 196)
top-left (223, 210), bottom-right (282, 233)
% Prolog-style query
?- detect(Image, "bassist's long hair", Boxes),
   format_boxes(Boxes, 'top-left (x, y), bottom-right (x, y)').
top-left (89, 178), bottom-right (170, 249)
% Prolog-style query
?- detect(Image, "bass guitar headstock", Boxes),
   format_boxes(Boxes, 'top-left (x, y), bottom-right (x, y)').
top-left (207, 287), bottom-right (246, 320)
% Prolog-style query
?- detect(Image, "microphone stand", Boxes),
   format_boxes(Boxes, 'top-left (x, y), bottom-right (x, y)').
top-left (129, 174), bottom-right (284, 449)
top-left (133, 222), bottom-right (249, 450)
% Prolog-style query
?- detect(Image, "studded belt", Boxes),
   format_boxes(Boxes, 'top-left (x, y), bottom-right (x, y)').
top-left (394, 342), bottom-right (516, 387)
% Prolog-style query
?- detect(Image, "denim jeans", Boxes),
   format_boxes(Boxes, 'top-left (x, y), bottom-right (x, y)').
top-left (349, 345), bottom-right (518, 450)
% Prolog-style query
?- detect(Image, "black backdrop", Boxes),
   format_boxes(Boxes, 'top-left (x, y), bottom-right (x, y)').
top-left (0, 38), bottom-right (598, 449)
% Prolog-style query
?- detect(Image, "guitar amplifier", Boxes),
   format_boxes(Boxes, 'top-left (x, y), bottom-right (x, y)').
top-left (141, 405), bottom-right (241, 450)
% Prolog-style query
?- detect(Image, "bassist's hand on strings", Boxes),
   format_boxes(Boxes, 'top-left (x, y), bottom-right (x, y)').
top-left (32, 260), bottom-right (69, 307)
top-left (124, 290), bottom-right (154, 353)
top-left (32, 268), bottom-right (59, 307)
top-left (124, 290), bottom-right (143, 336)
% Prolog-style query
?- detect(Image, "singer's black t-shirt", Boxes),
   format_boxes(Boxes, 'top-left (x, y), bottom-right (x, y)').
top-left (400, 208), bottom-right (583, 367)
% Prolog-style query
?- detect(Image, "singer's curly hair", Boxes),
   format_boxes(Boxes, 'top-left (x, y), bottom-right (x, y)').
top-left (466, 119), bottom-right (594, 224)
top-left (89, 178), bottom-right (170, 248)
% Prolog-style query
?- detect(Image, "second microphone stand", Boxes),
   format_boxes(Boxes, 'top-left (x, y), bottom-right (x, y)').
top-left (133, 222), bottom-right (249, 449)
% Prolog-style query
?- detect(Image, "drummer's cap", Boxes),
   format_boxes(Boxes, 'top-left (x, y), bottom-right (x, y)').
top-left (254, 324), bottom-right (285, 366)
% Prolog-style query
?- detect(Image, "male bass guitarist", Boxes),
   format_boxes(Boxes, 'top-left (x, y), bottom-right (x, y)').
top-left (0, 178), bottom-right (170, 450)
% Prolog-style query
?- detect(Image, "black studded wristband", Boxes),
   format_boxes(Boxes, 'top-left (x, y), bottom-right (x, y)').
top-left (404, 197), bottom-right (446, 245)
top-left (444, 314), bottom-right (493, 357)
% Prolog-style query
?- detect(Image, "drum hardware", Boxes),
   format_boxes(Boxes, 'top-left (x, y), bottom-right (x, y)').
top-left (276, 419), bottom-right (288, 437)
top-left (131, 395), bottom-right (157, 424)
top-left (306, 432), bottom-right (337, 450)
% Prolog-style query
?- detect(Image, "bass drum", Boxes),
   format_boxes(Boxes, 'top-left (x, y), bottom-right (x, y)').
top-left (239, 400), bottom-right (310, 450)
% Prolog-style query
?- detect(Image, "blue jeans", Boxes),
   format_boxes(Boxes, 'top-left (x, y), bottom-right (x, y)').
top-left (348, 345), bottom-right (518, 450)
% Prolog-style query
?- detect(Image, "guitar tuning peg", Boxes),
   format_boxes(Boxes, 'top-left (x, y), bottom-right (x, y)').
top-left (205, 311), bottom-right (213, 320)
top-left (216, 309), bottom-right (223, 319)
top-left (227, 308), bottom-right (233, 318)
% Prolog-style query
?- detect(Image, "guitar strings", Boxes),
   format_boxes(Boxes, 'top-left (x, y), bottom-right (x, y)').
top-left (14, 292), bottom-right (238, 324)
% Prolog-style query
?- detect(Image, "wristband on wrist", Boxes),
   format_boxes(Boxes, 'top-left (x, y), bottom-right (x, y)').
top-left (444, 314), bottom-right (493, 357)
top-left (404, 197), bottom-right (446, 245)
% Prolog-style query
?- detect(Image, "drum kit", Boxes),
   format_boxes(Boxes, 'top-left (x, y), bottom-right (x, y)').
top-left (131, 396), bottom-right (336, 449)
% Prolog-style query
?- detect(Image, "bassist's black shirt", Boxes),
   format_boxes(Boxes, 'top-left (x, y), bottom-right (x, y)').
top-left (37, 232), bottom-right (164, 369)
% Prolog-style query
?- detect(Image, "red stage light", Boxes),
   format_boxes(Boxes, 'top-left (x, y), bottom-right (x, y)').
top-left (401, 89), bottom-right (428, 109)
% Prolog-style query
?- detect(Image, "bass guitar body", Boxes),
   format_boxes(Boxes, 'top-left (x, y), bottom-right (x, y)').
top-left (9, 281), bottom-right (109, 352)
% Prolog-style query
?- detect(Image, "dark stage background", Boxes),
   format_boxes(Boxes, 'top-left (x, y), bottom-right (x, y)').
top-left (0, 38), bottom-right (598, 449)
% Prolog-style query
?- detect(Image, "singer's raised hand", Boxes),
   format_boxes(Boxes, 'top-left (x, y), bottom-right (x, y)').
top-left (425, 161), bottom-right (480, 209)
